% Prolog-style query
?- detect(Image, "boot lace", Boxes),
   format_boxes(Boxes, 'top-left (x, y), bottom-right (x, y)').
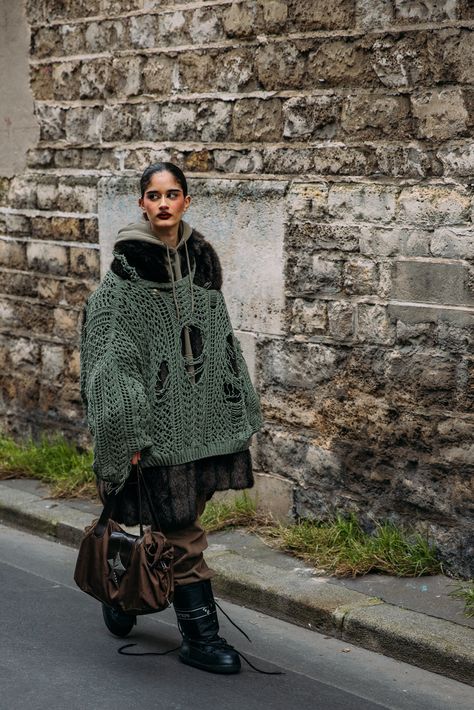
top-left (117, 599), bottom-right (283, 675)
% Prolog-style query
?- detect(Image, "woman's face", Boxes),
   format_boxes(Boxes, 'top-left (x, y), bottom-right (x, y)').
top-left (139, 170), bottom-right (191, 234)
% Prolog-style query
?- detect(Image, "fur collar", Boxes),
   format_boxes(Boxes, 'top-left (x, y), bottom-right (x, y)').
top-left (111, 229), bottom-right (223, 290)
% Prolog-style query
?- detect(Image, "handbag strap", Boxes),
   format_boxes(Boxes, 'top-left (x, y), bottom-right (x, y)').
top-left (136, 461), bottom-right (163, 533)
top-left (136, 468), bottom-right (144, 538)
top-left (94, 462), bottom-right (164, 537)
top-left (94, 493), bottom-right (115, 538)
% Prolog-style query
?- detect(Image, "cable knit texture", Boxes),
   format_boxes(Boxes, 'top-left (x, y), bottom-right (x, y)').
top-left (80, 228), bottom-right (262, 495)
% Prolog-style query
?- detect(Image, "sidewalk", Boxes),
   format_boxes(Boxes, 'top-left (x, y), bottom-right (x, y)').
top-left (1, 477), bottom-right (473, 686)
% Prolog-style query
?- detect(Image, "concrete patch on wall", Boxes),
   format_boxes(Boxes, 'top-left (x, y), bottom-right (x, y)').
top-left (388, 302), bottom-right (474, 328)
top-left (187, 179), bottom-right (288, 335)
top-left (98, 177), bottom-right (140, 277)
top-left (390, 258), bottom-right (474, 307)
top-left (214, 471), bottom-right (294, 523)
top-left (98, 177), bottom-right (288, 335)
top-left (235, 330), bottom-right (257, 385)
top-left (0, 1), bottom-right (39, 176)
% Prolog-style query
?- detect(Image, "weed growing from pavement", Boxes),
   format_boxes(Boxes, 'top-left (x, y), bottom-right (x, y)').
top-left (449, 582), bottom-right (474, 617)
top-left (259, 514), bottom-right (442, 577)
top-left (0, 433), bottom-right (95, 498)
top-left (201, 493), bottom-right (441, 578)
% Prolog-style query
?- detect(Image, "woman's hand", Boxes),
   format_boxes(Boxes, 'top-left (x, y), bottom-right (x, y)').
top-left (131, 451), bottom-right (141, 465)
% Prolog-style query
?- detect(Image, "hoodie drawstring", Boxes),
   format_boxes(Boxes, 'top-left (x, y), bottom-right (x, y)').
top-left (166, 245), bottom-right (181, 321)
top-left (166, 240), bottom-right (196, 382)
top-left (165, 240), bottom-right (195, 320)
top-left (184, 240), bottom-right (195, 316)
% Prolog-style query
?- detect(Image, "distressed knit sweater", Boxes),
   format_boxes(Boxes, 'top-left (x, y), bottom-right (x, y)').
top-left (80, 236), bottom-right (263, 492)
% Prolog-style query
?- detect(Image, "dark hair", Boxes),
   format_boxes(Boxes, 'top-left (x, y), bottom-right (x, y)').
top-left (140, 162), bottom-right (188, 197)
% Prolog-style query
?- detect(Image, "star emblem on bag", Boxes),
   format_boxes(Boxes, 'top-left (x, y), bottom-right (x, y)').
top-left (108, 552), bottom-right (126, 585)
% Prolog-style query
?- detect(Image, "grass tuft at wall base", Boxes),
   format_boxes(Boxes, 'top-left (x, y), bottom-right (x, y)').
top-left (0, 432), bottom-right (95, 498)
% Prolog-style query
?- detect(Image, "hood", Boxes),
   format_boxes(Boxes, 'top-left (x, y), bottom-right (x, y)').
top-left (115, 219), bottom-right (193, 251)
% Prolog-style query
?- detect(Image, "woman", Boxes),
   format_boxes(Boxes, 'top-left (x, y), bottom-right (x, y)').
top-left (80, 163), bottom-right (263, 674)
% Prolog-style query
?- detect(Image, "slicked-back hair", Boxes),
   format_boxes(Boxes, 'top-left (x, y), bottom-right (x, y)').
top-left (140, 162), bottom-right (188, 197)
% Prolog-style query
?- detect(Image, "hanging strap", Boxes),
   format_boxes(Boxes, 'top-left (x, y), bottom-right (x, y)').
top-left (214, 599), bottom-right (251, 642)
top-left (94, 462), bottom-right (164, 538)
top-left (118, 643), bottom-right (181, 657)
top-left (117, 596), bottom-right (283, 674)
top-left (94, 493), bottom-right (115, 538)
top-left (117, 639), bottom-right (282, 674)
top-left (136, 461), bottom-right (164, 533)
top-left (238, 651), bottom-right (283, 675)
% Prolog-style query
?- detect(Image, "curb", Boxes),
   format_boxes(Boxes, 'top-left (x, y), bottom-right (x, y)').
top-left (206, 546), bottom-right (474, 686)
top-left (1, 484), bottom-right (473, 686)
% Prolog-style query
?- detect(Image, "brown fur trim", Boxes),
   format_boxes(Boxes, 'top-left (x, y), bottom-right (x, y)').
top-left (111, 230), bottom-right (223, 290)
top-left (106, 450), bottom-right (254, 531)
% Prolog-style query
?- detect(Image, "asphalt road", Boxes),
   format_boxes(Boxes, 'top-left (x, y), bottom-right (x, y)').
top-left (0, 524), bottom-right (472, 710)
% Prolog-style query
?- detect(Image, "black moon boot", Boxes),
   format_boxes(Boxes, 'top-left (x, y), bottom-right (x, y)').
top-left (173, 580), bottom-right (241, 674)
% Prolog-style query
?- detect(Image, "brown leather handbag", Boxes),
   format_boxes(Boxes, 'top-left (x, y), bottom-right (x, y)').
top-left (74, 464), bottom-right (174, 615)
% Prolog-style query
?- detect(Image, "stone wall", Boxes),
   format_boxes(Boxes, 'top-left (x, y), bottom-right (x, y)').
top-left (0, 0), bottom-right (473, 574)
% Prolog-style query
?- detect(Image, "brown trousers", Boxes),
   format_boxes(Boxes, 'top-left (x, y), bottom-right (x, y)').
top-left (162, 495), bottom-right (214, 587)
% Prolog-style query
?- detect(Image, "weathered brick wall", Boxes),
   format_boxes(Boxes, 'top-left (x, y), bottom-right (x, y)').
top-left (1, 0), bottom-right (473, 574)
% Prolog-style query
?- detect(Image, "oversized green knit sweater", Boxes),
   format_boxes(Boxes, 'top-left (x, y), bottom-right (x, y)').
top-left (80, 253), bottom-right (263, 491)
